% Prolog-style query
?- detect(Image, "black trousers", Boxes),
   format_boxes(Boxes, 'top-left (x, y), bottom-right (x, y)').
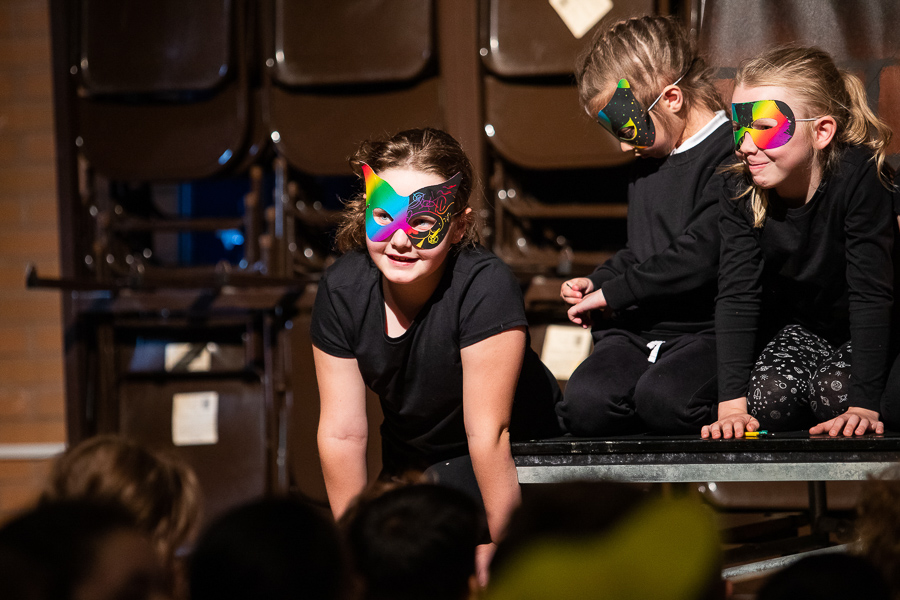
top-left (747, 325), bottom-right (852, 431)
top-left (555, 328), bottom-right (718, 435)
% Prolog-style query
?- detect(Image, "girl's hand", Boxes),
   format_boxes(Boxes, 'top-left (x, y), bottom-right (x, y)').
top-left (560, 278), bottom-right (594, 305)
top-left (566, 289), bottom-right (607, 328)
top-left (701, 397), bottom-right (759, 439)
top-left (809, 407), bottom-right (884, 437)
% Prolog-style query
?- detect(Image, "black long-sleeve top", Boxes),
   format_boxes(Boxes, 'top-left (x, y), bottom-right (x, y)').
top-left (587, 122), bottom-right (734, 338)
top-left (716, 145), bottom-right (895, 411)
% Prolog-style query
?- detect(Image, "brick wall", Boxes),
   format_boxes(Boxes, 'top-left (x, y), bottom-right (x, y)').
top-left (0, 0), bottom-right (65, 523)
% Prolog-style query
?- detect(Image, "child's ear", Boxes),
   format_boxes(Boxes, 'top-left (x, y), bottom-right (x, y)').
top-left (659, 85), bottom-right (684, 114)
top-left (811, 116), bottom-right (837, 149)
top-left (452, 207), bottom-right (473, 244)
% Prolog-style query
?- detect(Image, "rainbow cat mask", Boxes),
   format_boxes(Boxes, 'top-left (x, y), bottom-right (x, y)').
top-left (363, 163), bottom-right (462, 249)
top-left (731, 99), bottom-right (819, 151)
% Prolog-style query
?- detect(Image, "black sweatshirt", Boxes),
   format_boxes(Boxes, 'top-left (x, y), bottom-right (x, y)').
top-left (716, 145), bottom-right (895, 411)
top-left (587, 121), bottom-right (734, 337)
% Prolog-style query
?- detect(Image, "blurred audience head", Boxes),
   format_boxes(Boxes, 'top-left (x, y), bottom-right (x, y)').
top-left (345, 483), bottom-right (482, 600)
top-left (42, 435), bottom-right (201, 567)
top-left (486, 481), bottom-right (724, 600)
top-left (756, 552), bottom-right (890, 600)
top-left (0, 499), bottom-right (168, 600)
top-left (854, 463), bottom-right (900, 598)
top-left (189, 496), bottom-right (344, 600)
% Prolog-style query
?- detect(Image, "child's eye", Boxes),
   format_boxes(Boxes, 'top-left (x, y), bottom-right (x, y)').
top-left (617, 125), bottom-right (636, 140)
top-left (409, 216), bottom-right (436, 232)
top-left (751, 118), bottom-right (778, 130)
top-left (373, 208), bottom-right (393, 225)
top-left (731, 121), bottom-right (741, 132)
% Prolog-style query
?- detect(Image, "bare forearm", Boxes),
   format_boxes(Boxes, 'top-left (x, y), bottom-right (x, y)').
top-left (469, 429), bottom-right (520, 542)
top-left (317, 433), bottom-right (368, 520)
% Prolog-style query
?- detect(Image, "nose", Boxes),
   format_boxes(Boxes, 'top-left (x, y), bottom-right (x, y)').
top-left (737, 131), bottom-right (758, 154)
top-left (620, 142), bottom-right (635, 153)
top-left (387, 228), bottom-right (412, 249)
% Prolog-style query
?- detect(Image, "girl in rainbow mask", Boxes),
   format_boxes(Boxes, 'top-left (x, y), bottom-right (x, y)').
top-left (702, 46), bottom-right (895, 440)
top-left (558, 15), bottom-right (733, 435)
top-left (311, 128), bottom-right (560, 582)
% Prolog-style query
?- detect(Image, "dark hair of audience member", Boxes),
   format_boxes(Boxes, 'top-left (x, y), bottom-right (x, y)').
top-left (189, 496), bottom-right (344, 600)
top-left (0, 499), bottom-right (166, 600)
top-left (756, 553), bottom-right (891, 600)
top-left (345, 483), bottom-right (482, 600)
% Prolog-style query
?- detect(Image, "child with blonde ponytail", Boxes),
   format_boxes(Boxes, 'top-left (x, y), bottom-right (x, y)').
top-left (702, 46), bottom-right (896, 440)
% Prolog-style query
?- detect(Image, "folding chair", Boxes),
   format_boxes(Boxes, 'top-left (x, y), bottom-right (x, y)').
top-left (262, 0), bottom-right (443, 276)
top-left (479, 0), bottom-right (656, 290)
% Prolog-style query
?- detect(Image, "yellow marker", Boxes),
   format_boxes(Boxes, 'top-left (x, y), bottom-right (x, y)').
top-left (743, 430), bottom-right (768, 438)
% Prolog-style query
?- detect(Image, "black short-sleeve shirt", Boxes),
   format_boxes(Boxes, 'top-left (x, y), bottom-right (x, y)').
top-left (311, 245), bottom-right (561, 474)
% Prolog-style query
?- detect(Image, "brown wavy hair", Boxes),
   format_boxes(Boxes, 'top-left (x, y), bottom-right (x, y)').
top-left (576, 15), bottom-right (723, 121)
top-left (334, 128), bottom-right (479, 253)
top-left (727, 45), bottom-right (895, 227)
top-left (42, 435), bottom-right (201, 568)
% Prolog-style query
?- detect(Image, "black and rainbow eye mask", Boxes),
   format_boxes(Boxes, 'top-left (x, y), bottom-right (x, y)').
top-left (731, 99), bottom-right (819, 151)
top-left (363, 163), bottom-right (462, 250)
top-left (596, 78), bottom-right (657, 148)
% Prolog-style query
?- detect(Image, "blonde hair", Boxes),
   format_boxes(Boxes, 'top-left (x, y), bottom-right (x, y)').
top-left (729, 46), bottom-right (894, 227)
top-left (334, 128), bottom-right (479, 253)
top-left (42, 435), bottom-right (202, 566)
top-left (576, 15), bottom-right (723, 120)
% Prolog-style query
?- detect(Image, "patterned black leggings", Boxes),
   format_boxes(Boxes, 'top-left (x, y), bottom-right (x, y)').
top-left (748, 325), bottom-right (852, 431)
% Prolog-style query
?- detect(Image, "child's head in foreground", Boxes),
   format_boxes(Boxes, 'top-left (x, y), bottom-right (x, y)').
top-left (42, 435), bottom-right (201, 569)
top-left (345, 483), bottom-right (481, 600)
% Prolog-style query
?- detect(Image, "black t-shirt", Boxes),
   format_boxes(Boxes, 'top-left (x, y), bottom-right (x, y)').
top-left (716, 145), bottom-right (895, 410)
top-left (311, 245), bottom-right (561, 474)
top-left (587, 121), bottom-right (734, 337)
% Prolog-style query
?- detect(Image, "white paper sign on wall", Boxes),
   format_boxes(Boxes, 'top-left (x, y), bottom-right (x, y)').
top-left (172, 391), bottom-right (219, 446)
top-left (540, 324), bottom-right (593, 380)
top-left (549, 0), bottom-right (613, 39)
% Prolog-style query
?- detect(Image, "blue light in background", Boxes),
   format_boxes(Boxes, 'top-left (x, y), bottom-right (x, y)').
top-left (217, 149), bottom-right (233, 165)
top-left (216, 229), bottom-right (245, 250)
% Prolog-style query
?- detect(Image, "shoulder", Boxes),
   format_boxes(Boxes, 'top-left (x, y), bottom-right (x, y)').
top-left (449, 245), bottom-right (523, 301)
top-left (321, 250), bottom-right (377, 290)
top-left (451, 244), bottom-right (516, 280)
top-left (827, 145), bottom-right (893, 200)
top-left (833, 145), bottom-right (882, 183)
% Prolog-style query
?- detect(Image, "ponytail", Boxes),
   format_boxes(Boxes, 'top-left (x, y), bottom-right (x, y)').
top-left (840, 72), bottom-right (894, 188)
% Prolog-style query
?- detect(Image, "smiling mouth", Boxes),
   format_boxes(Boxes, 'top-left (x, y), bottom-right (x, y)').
top-left (388, 254), bottom-right (418, 263)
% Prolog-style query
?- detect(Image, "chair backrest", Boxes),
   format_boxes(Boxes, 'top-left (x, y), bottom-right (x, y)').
top-left (480, 0), bottom-right (657, 170)
top-left (75, 0), bottom-right (251, 181)
top-left (78, 0), bottom-right (234, 97)
top-left (271, 0), bottom-right (432, 87)
top-left (265, 0), bottom-right (442, 176)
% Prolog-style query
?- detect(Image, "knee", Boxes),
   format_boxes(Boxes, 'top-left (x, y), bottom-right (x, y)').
top-left (634, 376), bottom-right (716, 434)
top-left (556, 373), bottom-right (623, 436)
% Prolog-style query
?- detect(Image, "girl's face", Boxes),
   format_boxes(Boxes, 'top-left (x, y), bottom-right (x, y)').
top-left (731, 84), bottom-right (823, 201)
top-left (364, 167), bottom-right (463, 287)
top-left (592, 80), bottom-right (680, 159)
